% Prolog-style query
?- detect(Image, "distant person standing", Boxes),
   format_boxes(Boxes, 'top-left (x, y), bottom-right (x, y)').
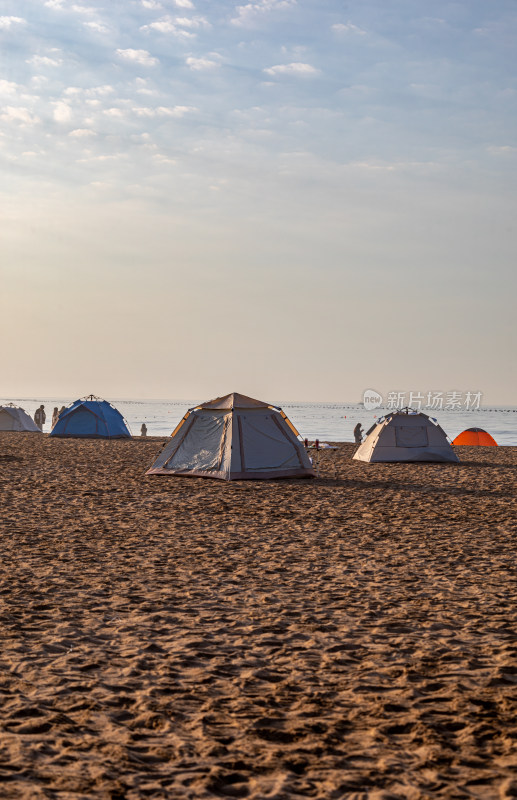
top-left (52, 407), bottom-right (60, 428)
top-left (141, 423), bottom-right (148, 437)
top-left (354, 422), bottom-right (363, 444)
top-left (34, 404), bottom-right (46, 431)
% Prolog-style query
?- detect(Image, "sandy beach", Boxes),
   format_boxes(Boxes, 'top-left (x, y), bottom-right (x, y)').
top-left (0, 433), bottom-right (516, 800)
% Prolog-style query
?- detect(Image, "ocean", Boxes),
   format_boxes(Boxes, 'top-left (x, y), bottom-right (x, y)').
top-left (2, 396), bottom-right (516, 446)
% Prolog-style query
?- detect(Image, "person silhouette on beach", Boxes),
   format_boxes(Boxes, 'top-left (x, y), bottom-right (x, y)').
top-left (354, 422), bottom-right (363, 444)
top-left (52, 407), bottom-right (60, 428)
top-left (34, 405), bottom-right (46, 431)
top-left (141, 423), bottom-right (147, 437)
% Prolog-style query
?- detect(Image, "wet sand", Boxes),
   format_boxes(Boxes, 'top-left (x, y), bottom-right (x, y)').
top-left (0, 433), bottom-right (516, 799)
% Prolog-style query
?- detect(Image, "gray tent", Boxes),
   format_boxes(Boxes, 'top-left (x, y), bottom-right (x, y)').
top-left (0, 405), bottom-right (41, 432)
top-left (353, 408), bottom-right (459, 463)
top-left (147, 392), bottom-right (315, 480)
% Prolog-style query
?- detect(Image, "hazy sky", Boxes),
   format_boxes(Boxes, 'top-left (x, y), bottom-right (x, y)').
top-left (1, 0), bottom-right (516, 404)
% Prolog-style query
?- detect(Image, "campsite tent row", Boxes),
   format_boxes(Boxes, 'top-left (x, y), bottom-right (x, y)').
top-left (0, 393), bottom-right (314, 480)
top-left (146, 397), bottom-right (463, 477)
top-left (0, 397), bottom-right (131, 438)
top-left (1, 394), bottom-right (499, 480)
top-left (148, 403), bottom-right (500, 475)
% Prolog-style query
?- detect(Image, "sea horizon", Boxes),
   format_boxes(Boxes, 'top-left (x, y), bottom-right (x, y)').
top-left (2, 395), bottom-right (517, 446)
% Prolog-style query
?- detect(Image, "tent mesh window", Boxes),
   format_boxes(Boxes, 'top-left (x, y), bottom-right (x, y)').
top-left (394, 425), bottom-right (429, 448)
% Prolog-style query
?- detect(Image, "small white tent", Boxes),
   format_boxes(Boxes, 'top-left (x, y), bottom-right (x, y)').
top-left (147, 392), bottom-right (315, 480)
top-left (354, 408), bottom-right (458, 463)
top-left (0, 405), bottom-right (41, 432)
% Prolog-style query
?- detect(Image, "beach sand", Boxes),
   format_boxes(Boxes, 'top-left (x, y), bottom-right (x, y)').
top-left (0, 433), bottom-right (516, 799)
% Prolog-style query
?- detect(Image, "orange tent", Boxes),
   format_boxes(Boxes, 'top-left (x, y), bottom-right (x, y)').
top-left (452, 428), bottom-right (498, 446)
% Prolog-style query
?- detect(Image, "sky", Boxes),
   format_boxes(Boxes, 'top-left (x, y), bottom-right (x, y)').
top-left (1, 0), bottom-right (516, 405)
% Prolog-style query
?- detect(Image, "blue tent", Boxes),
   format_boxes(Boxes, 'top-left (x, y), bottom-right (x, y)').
top-left (50, 396), bottom-right (131, 439)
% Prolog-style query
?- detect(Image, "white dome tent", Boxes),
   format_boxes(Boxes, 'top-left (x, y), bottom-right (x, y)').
top-left (353, 408), bottom-right (459, 463)
top-left (0, 404), bottom-right (41, 432)
top-left (147, 392), bottom-right (314, 481)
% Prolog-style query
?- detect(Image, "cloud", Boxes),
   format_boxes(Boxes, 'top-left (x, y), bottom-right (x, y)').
top-left (141, 0), bottom-right (195, 10)
top-left (77, 153), bottom-right (127, 163)
top-left (331, 21), bottom-right (367, 35)
top-left (0, 16), bottom-right (26, 29)
top-left (0, 79), bottom-right (20, 96)
top-left (417, 17), bottom-right (446, 27)
top-left (185, 56), bottom-right (220, 70)
top-left (69, 128), bottom-right (96, 137)
top-left (30, 76), bottom-right (49, 88)
top-left (153, 153), bottom-right (176, 165)
top-left (1, 106), bottom-right (40, 125)
top-left (141, 17), bottom-right (177, 33)
top-left (104, 108), bottom-right (125, 117)
top-left (83, 21), bottom-right (109, 34)
top-left (263, 62), bottom-right (319, 77)
top-left (133, 78), bottom-right (158, 96)
top-left (64, 84), bottom-right (115, 97)
top-left (132, 105), bottom-right (196, 117)
top-left (141, 0), bottom-right (194, 7)
top-left (141, 15), bottom-right (208, 36)
top-left (44, 0), bottom-right (96, 10)
top-left (140, 16), bottom-right (194, 37)
top-left (53, 101), bottom-right (73, 122)
top-left (116, 49), bottom-right (158, 66)
top-left (175, 16), bottom-right (209, 29)
top-left (345, 159), bottom-right (439, 173)
top-left (231, 0), bottom-right (296, 28)
top-left (70, 4), bottom-right (96, 12)
top-left (338, 84), bottom-right (375, 97)
top-left (26, 55), bottom-right (63, 67)
top-left (487, 145), bottom-right (517, 156)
